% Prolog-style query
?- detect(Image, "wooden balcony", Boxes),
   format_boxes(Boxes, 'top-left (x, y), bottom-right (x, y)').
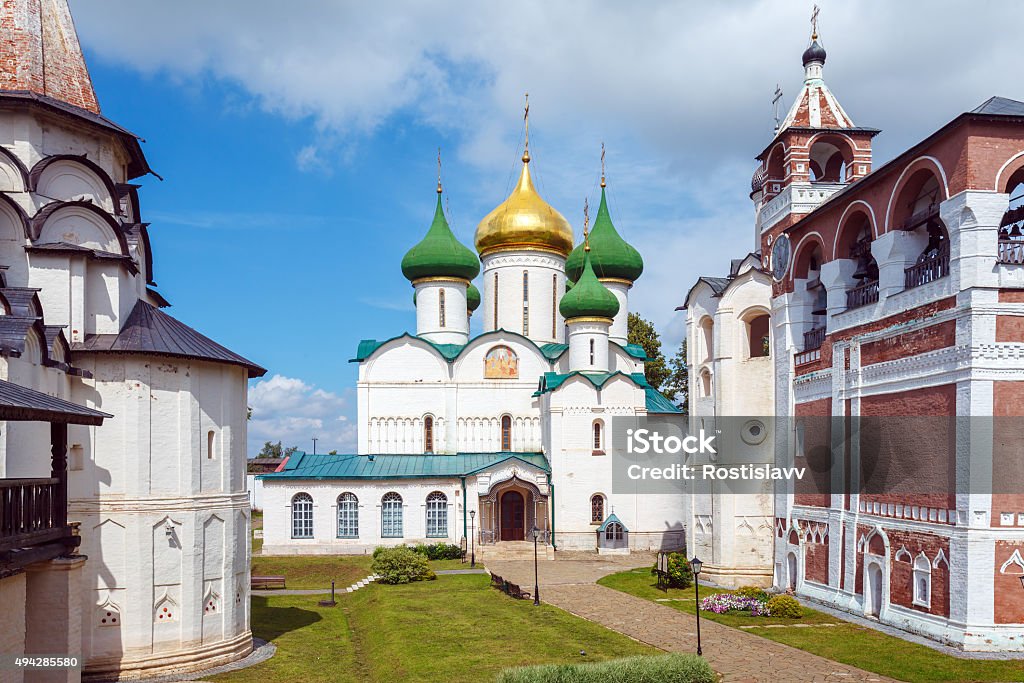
top-left (897, 203), bottom-right (940, 232)
top-left (905, 249), bottom-right (950, 289)
top-left (803, 326), bottom-right (826, 352)
top-left (845, 280), bottom-right (879, 310)
top-left (0, 477), bottom-right (66, 554)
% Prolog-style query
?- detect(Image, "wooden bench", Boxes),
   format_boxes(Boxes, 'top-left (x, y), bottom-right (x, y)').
top-left (505, 582), bottom-right (531, 600)
top-left (251, 575), bottom-right (286, 590)
top-left (490, 573), bottom-right (504, 589)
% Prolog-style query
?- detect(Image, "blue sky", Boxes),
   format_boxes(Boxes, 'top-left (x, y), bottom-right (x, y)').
top-left (70, 0), bottom-right (1024, 455)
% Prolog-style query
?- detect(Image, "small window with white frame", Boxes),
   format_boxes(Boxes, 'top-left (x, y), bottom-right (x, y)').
top-left (912, 553), bottom-right (931, 608)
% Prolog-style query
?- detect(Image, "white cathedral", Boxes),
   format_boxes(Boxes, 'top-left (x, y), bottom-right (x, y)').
top-left (261, 138), bottom-right (686, 556)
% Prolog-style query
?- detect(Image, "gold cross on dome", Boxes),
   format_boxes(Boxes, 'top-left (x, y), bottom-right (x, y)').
top-left (811, 4), bottom-right (820, 39)
top-left (600, 142), bottom-right (606, 188)
top-left (583, 197), bottom-right (591, 252)
top-left (436, 147), bottom-right (442, 194)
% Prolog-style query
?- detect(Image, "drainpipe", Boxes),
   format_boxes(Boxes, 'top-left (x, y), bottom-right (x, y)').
top-left (461, 476), bottom-right (468, 543)
top-left (547, 472), bottom-right (556, 550)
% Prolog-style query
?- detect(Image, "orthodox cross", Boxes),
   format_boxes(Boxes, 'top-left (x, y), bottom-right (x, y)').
top-left (523, 92), bottom-right (531, 161)
top-left (772, 84), bottom-right (784, 132)
top-left (811, 4), bottom-right (820, 39)
top-left (583, 197), bottom-right (590, 251)
top-left (600, 142), bottom-right (606, 188)
top-left (436, 147), bottom-right (442, 194)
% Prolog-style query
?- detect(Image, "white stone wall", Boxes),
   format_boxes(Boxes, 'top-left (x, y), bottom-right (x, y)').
top-left (414, 279), bottom-right (469, 345)
top-left (481, 250), bottom-right (566, 344)
top-left (261, 477), bottom-right (467, 555)
top-left (566, 319), bottom-right (611, 372)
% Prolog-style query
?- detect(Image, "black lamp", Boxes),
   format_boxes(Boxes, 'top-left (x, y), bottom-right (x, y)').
top-left (469, 510), bottom-right (476, 568)
top-left (690, 556), bottom-right (703, 656)
top-left (531, 525), bottom-right (541, 606)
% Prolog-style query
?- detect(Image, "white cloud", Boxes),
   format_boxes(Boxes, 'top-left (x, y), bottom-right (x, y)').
top-left (69, 0), bottom-right (1024, 332)
top-left (247, 374), bottom-right (356, 457)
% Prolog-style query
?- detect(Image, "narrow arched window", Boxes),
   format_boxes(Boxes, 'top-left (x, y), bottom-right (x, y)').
top-left (423, 416), bottom-right (434, 454)
top-left (291, 493), bottom-right (313, 539)
top-left (501, 415), bottom-right (512, 451)
top-left (593, 422), bottom-right (603, 452)
top-left (207, 430), bottom-right (215, 459)
top-left (439, 289), bottom-right (446, 327)
top-left (493, 272), bottom-right (499, 328)
top-left (912, 554), bottom-right (931, 608)
top-left (381, 492), bottom-right (403, 538)
top-left (337, 492), bottom-right (358, 538)
top-left (589, 338), bottom-right (595, 365)
top-left (522, 270), bottom-right (529, 336)
top-left (605, 521), bottom-right (624, 541)
top-left (551, 274), bottom-right (557, 338)
top-left (426, 491), bottom-right (448, 538)
top-left (591, 494), bottom-right (604, 523)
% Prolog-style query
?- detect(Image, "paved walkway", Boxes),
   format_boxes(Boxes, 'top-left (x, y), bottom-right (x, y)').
top-left (487, 558), bottom-right (897, 683)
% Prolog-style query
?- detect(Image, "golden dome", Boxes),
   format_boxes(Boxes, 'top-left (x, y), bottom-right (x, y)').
top-left (474, 158), bottom-right (574, 258)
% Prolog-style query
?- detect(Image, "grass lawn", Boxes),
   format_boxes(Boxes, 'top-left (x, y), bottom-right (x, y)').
top-left (211, 574), bottom-right (655, 683)
top-left (599, 569), bottom-right (1024, 683)
top-left (250, 554), bottom-right (474, 590)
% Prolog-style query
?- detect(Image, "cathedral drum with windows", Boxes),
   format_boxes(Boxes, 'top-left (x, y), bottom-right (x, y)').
top-left (683, 18), bottom-right (1024, 651)
top-left (260, 134), bottom-right (686, 556)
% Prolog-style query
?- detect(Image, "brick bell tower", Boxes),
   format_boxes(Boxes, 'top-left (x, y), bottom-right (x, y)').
top-left (750, 13), bottom-right (879, 266)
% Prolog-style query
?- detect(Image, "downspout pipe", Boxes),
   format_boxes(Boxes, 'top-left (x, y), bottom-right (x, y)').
top-left (547, 471), bottom-right (556, 550)
top-left (461, 476), bottom-right (468, 543)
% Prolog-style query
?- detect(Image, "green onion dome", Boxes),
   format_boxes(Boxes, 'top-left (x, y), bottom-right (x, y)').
top-left (559, 247), bottom-right (620, 321)
top-left (402, 192), bottom-right (480, 282)
top-left (565, 187), bottom-right (643, 283)
top-left (466, 283), bottom-right (481, 312)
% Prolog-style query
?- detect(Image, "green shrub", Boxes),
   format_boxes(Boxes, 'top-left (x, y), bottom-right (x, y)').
top-left (371, 547), bottom-right (436, 584)
top-left (495, 653), bottom-right (715, 683)
top-left (735, 585), bottom-right (770, 602)
top-left (766, 594), bottom-right (803, 619)
top-left (651, 552), bottom-right (693, 588)
top-left (412, 542), bottom-right (464, 560)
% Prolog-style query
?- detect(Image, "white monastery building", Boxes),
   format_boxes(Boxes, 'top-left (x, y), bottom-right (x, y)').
top-left (261, 128), bottom-right (686, 557)
top-left (683, 20), bottom-right (1024, 651)
top-left (0, 1), bottom-right (265, 679)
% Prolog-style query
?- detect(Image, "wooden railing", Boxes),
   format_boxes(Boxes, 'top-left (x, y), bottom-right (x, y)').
top-left (998, 239), bottom-right (1024, 265)
top-left (905, 249), bottom-right (950, 289)
top-left (897, 203), bottom-right (940, 232)
top-left (803, 326), bottom-right (826, 352)
top-left (0, 477), bottom-right (65, 554)
top-left (845, 280), bottom-right (879, 310)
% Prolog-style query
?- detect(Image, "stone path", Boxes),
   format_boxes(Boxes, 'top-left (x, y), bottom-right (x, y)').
top-left (487, 559), bottom-right (898, 683)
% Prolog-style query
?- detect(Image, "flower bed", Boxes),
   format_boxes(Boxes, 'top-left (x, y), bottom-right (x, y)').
top-left (699, 592), bottom-right (771, 616)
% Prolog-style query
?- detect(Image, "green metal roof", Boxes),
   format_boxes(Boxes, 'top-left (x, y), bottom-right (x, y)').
top-left (559, 247), bottom-right (620, 320)
top-left (259, 451), bottom-right (550, 480)
top-left (401, 192), bottom-right (480, 282)
top-left (597, 513), bottom-right (629, 533)
top-left (350, 331), bottom-right (568, 364)
top-left (534, 370), bottom-right (682, 414)
top-left (467, 283), bottom-right (481, 312)
top-left (566, 186), bottom-right (643, 283)
top-left (615, 342), bottom-right (648, 360)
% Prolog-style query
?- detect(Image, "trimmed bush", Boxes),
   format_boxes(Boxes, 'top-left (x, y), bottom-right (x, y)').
top-left (735, 585), bottom-right (770, 602)
top-left (766, 594), bottom-right (803, 619)
top-left (413, 542), bottom-right (464, 560)
top-left (371, 547), bottom-right (436, 584)
top-left (651, 552), bottom-right (693, 588)
top-left (495, 653), bottom-right (715, 683)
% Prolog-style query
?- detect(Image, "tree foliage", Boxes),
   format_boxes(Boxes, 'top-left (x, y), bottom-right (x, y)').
top-left (257, 441), bottom-right (299, 459)
top-left (665, 339), bottom-right (689, 414)
top-left (627, 313), bottom-right (670, 395)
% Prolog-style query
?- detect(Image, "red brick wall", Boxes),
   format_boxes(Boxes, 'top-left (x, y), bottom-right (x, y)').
top-left (999, 289), bottom-right (1024, 304)
top-left (861, 321), bottom-right (956, 366)
top-left (994, 541), bottom-right (1024, 624)
top-left (886, 529), bottom-right (950, 617)
top-left (859, 385), bottom-right (956, 511)
top-left (795, 398), bottom-right (831, 507)
top-left (800, 523), bottom-right (830, 585)
top-left (992, 382), bottom-right (1024, 529)
top-left (996, 316), bottom-right (1024, 343)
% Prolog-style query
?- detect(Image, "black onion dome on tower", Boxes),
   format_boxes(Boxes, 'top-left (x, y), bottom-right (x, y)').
top-left (802, 38), bottom-right (827, 66)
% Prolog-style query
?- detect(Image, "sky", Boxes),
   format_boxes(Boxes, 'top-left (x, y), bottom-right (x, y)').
top-left (66, 0), bottom-right (1024, 456)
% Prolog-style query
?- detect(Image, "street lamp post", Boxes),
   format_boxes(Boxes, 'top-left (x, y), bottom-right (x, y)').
top-left (691, 556), bottom-right (703, 656)
top-left (531, 525), bottom-right (541, 606)
top-left (469, 510), bottom-right (476, 568)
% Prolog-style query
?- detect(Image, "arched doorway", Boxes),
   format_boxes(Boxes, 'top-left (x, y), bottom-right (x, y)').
top-left (499, 490), bottom-right (525, 541)
top-left (787, 551), bottom-right (798, 590)
top-left (867, 563), bottom-right (883, 617)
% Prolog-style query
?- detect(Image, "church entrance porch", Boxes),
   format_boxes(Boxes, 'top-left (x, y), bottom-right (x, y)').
top-left (478, 476), bottom-right (549, 554)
